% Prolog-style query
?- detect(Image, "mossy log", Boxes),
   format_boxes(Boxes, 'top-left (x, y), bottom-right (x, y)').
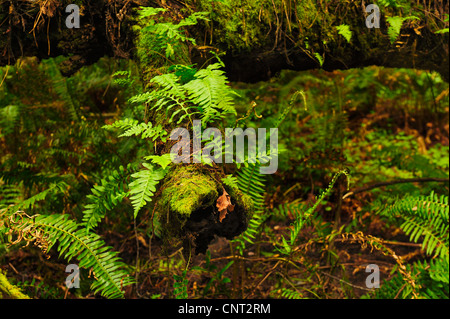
top-left (1, 0), bottom-right (448, 82)
top-left (157, 165), bottom-right (253, 254)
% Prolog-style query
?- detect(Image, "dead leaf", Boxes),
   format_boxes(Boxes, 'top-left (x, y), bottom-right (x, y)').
top-left (216, 188), bottom-right (235, 222)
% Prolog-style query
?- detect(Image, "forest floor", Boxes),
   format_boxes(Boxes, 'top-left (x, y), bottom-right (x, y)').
top-left (1, 63), bottom-right (449, 299)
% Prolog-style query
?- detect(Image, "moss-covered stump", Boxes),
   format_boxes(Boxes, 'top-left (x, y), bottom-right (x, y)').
top-left (157, 165), bottom-right (253, 255)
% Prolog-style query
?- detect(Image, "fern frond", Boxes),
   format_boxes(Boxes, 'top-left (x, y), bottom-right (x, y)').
top-left (41, 59), bottom-right (80, 121)
top-left (363, 256), bottom-right (449, 299)
top-left (0, 184), bottom-right (22, 209)
top-left (173, 269), bottom-right (189, 299)
top-left (129, 163), bottom-right (168, 218)
top-left (277, 169), bottom-right (350, 254)
top-left (184, 63), bottom-right (237, 124)
top-left (103, 118), bottom-right (168, 142)
top-left (2, 211), bottom-right (133, 298)
top-left (82, 166), bottom-right (129, 231)
top-left (386, 16), bottom-right (419, 44)
top-left (136, 73), bottom-right (198, 124)
top-left (8, 182), bottom-right (68, 212)
top-left (280, 287), bottom-right (303, 299)
top-left (380, 192), bottom-right (449, 258)
top-left (0, 104), bottom-right (21, 137)
top-left (336, 24), bottom-right (352, 43)
top-left (232, 163), bottom-right (266, 252)
top-left (102, 118), bottom-right (139, 132)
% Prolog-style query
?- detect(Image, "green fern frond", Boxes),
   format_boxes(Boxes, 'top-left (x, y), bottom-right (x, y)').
top-left (129, 163), bottom-right (168, 218)
top-left (363, 256), bottom-right (449, 299)
top-left (102, 118), bottom-right (139, 131)
top-left (173, 269), bottom-right (189, 299)
top-left (380, 192), bottom-right (449, 258)
top-left (8, 182), bottom-right (68, 212)
top-left (232, 163), bottom-right (266, 252)
top-left (277, 169), bottom-right (350, 254)
top-left (41, 59), bottom-right (80, 122)
top-left (103, 118), bottom-right (168, 142)
top-left (336, 24), bottom-right (352, 43)
top-left (280, 287), bottom-right (303, 299)
top-left (143, 154), bottom-right (173, 170)
top-left (386, 16), bottom-right (419, 44)
top-left (82, 166), bottom-right (129, 231)
top-left (184, 63), bottom-right (237, 124)
top-left (0, 184), bottom-right (22, 209)
top-left (0, 104), bottom-right (21, 137)
top-left (1, 211), bottom-right (133, 298)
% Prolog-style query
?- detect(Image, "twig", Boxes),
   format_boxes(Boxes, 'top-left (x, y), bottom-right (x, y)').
top-left (343, 177), bottom-right (449, 199)
top-left (244, 260), bottom-right (281, 299)
top-left (320, 271), bottom-right (372, 291)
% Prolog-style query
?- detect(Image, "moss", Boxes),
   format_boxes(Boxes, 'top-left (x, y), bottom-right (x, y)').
top-left (0, 270), bottom-right (30, 299)
top-left (159, 165), bottom-right (218, 218)
top-left (156, 164), bottom-right (255, 254)
top-left (224, 181), bottom-right (254, 217)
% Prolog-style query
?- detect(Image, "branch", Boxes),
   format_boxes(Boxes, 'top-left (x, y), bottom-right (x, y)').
top-left (343, 177), bottom-right (449, 199)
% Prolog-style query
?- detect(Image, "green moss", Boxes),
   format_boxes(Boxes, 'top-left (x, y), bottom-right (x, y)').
top-left (0, 270), bottom-right (30, 299)
top-left (224, 181), bottom-right (254, 217)
top-left (159, 165), bottom-right (218, 217)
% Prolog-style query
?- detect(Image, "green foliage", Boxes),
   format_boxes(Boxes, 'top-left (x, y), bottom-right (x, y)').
top-left (1, 211), bottom-right (133, 298)
top-left (129, 62), bottom-right (237, 127)
top-left (136, 7), bottom-right (208, 69)
top-left (41, 58), bottom-right (80, 122)
top-left (365, 192), bottom-right (449, 298)
top-left (173, 270), bottom-right (189, 299)
top-left (277, 169), bottom-right (350, 255)
top-left (435, 14), bottom-right (449, 34)
top-left (380, 192), bottom-right (449, 258)
top-left (335, 24), bottom-right (352, 43)
top-left (103, 118), bottom-right (168, 142)
top-left (280, 287), bottom-right (303, 299)
top-left (192, 251), bottom-right (234, 296)
top-left (129, 163), bottom-right (168, 218)
top-left (82, 166), bottom-right (129, 231)
top-left (386, 16), bottom-right (419, 44)
top-left (232, 163), bottom-right (266, 253)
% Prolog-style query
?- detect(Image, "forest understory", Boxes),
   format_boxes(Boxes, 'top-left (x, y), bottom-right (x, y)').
top-left (0, 0), bottom-right (448, 301)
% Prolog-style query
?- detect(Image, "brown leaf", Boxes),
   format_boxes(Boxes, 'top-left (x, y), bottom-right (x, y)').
top-left (216, 188), bottom-right (235, 223)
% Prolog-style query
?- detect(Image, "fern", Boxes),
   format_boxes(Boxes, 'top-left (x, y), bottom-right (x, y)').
top-left (103, 118), bottom-right (168, 142)
top-left (82, 166), bottom-right (129, 231)
top-left (365, 192), bottom-right (450, 299)
top-left (0, 184), bottom-right (22, 209)
top-left (129, 163), bottom-right (168, 218)
top-left (379, 192), bottom-right (449, 258)
top-left (0, 104), bottom-right (21, 138)
top-left (336, 24), bottom-right (352, 43)
top-left (1, 211), bottom-right (133, 298)
top-left (173, 269), bottom-right (189, 299)
top-left (232, 163), bottom-right (266, 253)
top-left (41, 59), bottom-right (80, 121)
top-left (363, 256), bottom-right (449, 299)
top-left (183, 63), bottom-right (237, 125)
top-left (136, 7), bottom-right (208, 64)
top-left (278, 169), bottom-right (350, 254)
top-left (386, 16), bottom-right (419, 44)
top-left (129, 63), bottom-right (237, 127)
top-left (280, 287), bottom-right (303, 299)
top-left (9, 182), bottom-right (68, 212)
